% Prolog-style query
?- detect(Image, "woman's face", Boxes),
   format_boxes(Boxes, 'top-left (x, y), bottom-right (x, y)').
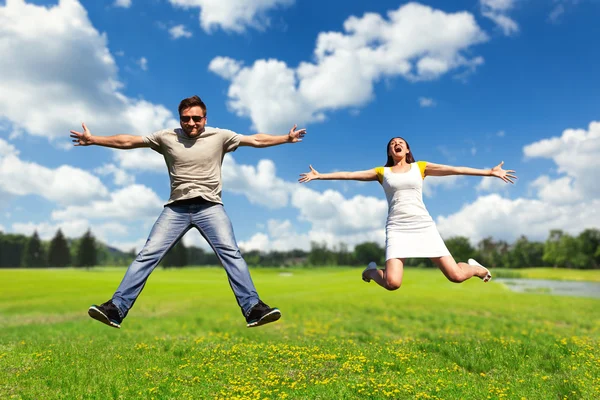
top-left (388, 138), bottom-right (409, 160)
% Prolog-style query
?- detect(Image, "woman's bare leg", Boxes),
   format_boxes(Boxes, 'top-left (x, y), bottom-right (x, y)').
top-left (431, 255), bottom-right (488, 283)
top-left (364, 258), bottom-right (404, 290)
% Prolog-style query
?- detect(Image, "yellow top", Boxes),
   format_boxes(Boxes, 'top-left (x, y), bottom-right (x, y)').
top-left (375, 161), bottom-right (427, 183)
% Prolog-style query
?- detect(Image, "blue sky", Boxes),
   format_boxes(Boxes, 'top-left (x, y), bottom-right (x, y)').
top-left (0, 0), bottom-right (598, 253)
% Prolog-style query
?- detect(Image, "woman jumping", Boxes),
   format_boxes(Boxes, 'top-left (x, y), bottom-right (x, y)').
top-left (298, 137), bottom-right (517, 290)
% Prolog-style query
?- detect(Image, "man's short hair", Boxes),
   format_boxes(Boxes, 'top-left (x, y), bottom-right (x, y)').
top-left (178, 95), bottom-right (207, 116)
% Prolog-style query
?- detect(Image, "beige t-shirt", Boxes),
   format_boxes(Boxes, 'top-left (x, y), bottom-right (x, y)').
top-left (143, 127), bottom-right (242, 205)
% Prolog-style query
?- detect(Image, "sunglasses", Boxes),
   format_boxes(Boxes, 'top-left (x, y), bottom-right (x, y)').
top-left (180, 115), bottom-right (205, 123)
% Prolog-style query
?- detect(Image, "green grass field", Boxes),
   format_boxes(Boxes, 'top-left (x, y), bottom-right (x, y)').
top-left (1, 267), bottom-right (599, 399)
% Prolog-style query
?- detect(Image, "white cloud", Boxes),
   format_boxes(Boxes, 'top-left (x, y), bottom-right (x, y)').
top-left (94, 221), bottom-right (129, 237)
top-left (137, 57), bottom-right (148, 71)
top-left (476, 175), bottom-right (510, 193)
top-left (168, 0), bottom-right (294, 33)
top-left (480, 0), bottom-right (519, 36)
top-left (240, 219), bottom-right (312, 252)
top-left (0, 0), bottom-right (178, 142)
top-left (482, 12), bottom-right (519, 36)
top-left (548, 4), bottom-right (565, 22)
top-left (210, 3), bottom-right (488, 132)
top-left (94, 163), bottom-right (135, 186)
top-left (209, 56), bottom-right (242, 80)
top-left (169, 24), bottom-right (192, 39)
top-left (11, 219), bottom-right (142, 252)
top-left (438, 120), bottom-right (600, 244)
top-left (436, 145), bottom-right (458, 162)
top-left (179, 231), bottom-right (213, 252)
top-left (548, 1), bottom-right (582, 24)
top-left (239, 232), bottom-right (272, 252)
top-left (291, 186), bottom-right (387, 236)
top-left (436, 194), bottom-right (600, 243)
top-left (114, 0), bottom-right (132, 8)
top-left (524, 121), bottom-right (600, 198)
top-left (109, 239), bottom-right (145, 253)
top-left (239, 217), bottom-right (386, 253)
top-left (0, 138), bottom-right (18, 157)
top-left (0, 139), bottom-right (109, 205)
top-left (113, 147), bottom-right (167, 172)
top-left (209, 58), bottom-right (320, 133)
top-left (222, 155), bottom-right (291, 208)
top-left (12, 219), bottom-right (91, 240)
top-left (418, 97), bottom-right (436, 107)
top-left (267, 219), bottom-right (293, 238)
top-left (51, 184), bottom-right (164, 221)
top-left (529, 175), bottom-right (582, 204)
top-left (497, 130), bottom-right (505, 137)
top-left (423, 175), bottom-right (466, 197)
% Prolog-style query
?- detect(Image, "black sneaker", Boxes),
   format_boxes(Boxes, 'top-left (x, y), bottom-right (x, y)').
top-left (88, 300), bottom-right (122, 329)
top-left (245, 300), bottom-right (281, 328)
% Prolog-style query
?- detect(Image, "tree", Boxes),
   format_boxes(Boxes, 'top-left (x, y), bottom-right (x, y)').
top-left (242, 249), bottom-right (262, 267)
top-left (163, 241), bottom-right (187, 268)
top-left (48, 229), bottom-right (71, 268)
top-left (543, 230), bottom-right (588, 269)
top-left (508, 235), bottom-right (545, 268)
top-left (477, 237), bottom-right (501, 268)
top-left (308, 241), bottom-right (336, 266)
top-left (353, 242), bottom-right (384, 265)
top-left (0, 232), bottom-right (28, 268)
top-left (577, 229), bottom-right (600, 269)
top-left (444, 237), bottom-right (476, 264)
top-left (76, 229), bottom-right (97, 267)
top-left (22, 231), bottom-right (46, 268)
top-left (543, 229), bottom-right (565, 267)
top-left (187, 245), bottom-right (219, 266)
top-left (335, 243), bottom-right (355, 266)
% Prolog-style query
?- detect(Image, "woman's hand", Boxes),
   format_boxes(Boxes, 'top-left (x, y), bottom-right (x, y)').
top-left (298, 165), bottom-right (320, 183)
top-left (491, 161), bottom-right (517, 184)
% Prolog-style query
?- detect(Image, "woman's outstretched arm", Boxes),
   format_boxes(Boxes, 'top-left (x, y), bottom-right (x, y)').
top-left (425, 161), bottom-right (517, 184)
top-left (299, 165), bottom-right (378, 183)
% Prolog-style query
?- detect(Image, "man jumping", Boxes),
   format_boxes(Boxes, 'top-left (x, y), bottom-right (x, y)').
top-left (70, 95), bottom-right (306, 328)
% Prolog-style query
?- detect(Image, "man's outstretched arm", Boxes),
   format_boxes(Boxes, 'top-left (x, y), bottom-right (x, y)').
top-left (239, 125), bottom-right (306, 148)
top-left (70, 123), bottom-right (148, 149)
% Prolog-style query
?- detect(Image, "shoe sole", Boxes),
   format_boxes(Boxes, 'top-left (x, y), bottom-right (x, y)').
top-left (247, 309), bottom-right (281, 328)
top-left (88, 306), bottom-right (121, 329)
top-left (468, 259), bottom-right (492, 283)
top-left (362, 266), bottom-right (377, 283)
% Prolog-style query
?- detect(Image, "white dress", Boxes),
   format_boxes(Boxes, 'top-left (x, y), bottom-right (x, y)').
top-left (376, 162), bottom-right (450, 260)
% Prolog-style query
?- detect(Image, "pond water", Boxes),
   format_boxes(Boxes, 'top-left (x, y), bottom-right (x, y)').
top-left (497, 278), bottom-right (600, 299)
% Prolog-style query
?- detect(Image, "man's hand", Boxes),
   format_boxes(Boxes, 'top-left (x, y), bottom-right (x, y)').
top-left (288, 124), bottom-right (307, 143)
top-left (70, 123), bottom-right (93, 146)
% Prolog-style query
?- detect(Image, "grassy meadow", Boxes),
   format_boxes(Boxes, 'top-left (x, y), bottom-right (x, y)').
top-left (0, 267), bottom-right (599, 399)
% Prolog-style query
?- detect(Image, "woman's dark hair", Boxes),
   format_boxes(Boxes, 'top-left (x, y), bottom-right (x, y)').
top-left (178, 95), bottom-right (207, 116)
top-left (385, 137), bottom-right (415, 167)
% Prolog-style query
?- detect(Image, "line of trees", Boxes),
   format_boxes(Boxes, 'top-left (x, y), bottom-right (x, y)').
top-left (1, 228), bottom-right (599, 269)
top-left (0, 229), bottom-right (136, 268)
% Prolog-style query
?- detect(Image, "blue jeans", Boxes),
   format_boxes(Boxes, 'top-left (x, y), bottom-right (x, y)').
top-left (111, 202), bottom-right (259, 319)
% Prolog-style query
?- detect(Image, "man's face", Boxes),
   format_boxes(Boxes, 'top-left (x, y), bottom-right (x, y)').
top-left (179, 106), bottom-right (206, 138)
